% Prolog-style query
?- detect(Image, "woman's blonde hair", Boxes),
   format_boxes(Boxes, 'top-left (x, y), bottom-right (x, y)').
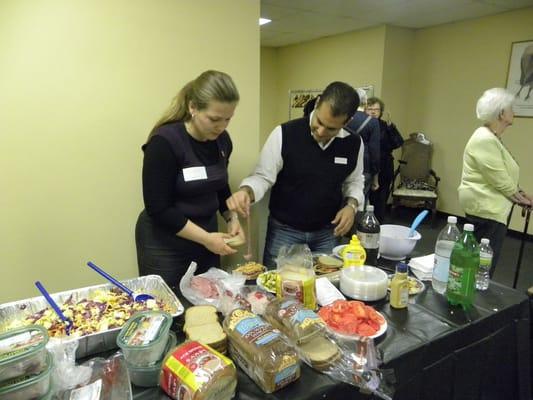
top-left (148, 70), bottom-right (239, 140)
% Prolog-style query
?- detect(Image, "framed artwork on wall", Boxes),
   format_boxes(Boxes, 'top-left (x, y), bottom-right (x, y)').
top-left (505, 39), bottom-right (533, 118)
top-left (288, 85), bottom-right (374, 119)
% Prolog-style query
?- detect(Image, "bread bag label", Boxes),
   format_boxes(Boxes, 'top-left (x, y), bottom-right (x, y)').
top-left (278, 300), bottom-right (324, 331)
top-left (228, 309), bottom-right (279, 346)
top-left (160, 341), bottom-right (232, 397)
top-left (277, 276), bottom-right (316, 310)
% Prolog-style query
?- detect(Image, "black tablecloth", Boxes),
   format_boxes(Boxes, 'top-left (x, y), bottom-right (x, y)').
top-left (132, 263), bottom-right (531, 400)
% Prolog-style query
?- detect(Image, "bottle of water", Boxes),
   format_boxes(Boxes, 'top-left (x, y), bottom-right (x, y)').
top-left (432, 216), bottom-right (461, 294)
top-left (356, 204), bottom-right (380, 266)
top-left (476, 238), bottom-right (492, 291)
top-left (447, 224), bottom-right (480, 309)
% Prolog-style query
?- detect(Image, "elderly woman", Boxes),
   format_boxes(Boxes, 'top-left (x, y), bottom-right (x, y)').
top-left (458, 88), bottom-right (532, 275)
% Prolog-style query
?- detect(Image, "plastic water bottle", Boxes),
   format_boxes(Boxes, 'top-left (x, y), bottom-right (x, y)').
top-left (446, 224), bottom-right (480, 309)
top-left (432, 216), bottom-right (461, 294)
top-left (356, 204), bottom-right (380, 266)
top-left (476, 238), bottom-right (492, 291)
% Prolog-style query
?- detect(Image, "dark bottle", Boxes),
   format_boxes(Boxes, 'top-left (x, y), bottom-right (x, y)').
top-left (356, 204), bottom-right (380, 266)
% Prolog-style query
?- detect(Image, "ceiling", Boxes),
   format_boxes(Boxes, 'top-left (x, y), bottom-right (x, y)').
top-left (260, 0), bottom-right (533, 47)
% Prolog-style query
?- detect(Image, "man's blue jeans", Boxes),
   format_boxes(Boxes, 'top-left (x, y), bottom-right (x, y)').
top-left (263, 216), bottom-right (339, 269)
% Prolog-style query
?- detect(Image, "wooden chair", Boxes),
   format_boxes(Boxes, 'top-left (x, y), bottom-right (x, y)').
top-left (390, 133), bottom-right (440, 223)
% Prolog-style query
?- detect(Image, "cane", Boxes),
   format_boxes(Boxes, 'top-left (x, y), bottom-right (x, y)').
top-left (513, 207), bottom-right (531, 289)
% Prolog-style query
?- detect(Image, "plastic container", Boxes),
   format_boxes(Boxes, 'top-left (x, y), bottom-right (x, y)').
top-left (127, 330), bottom-right (177, 387)
top-left (116, 310), bottom-right (173, 367)
top-left (0, 351), bottom-right (53, 400)
top-left (356, 205), bottom-right (380, 266)
top-left (476, 238), bottom-right (493, 291)
top-left (276, 264), bottom-right (316, 311)
top-left (389, 263), bottom-right (409, 309)
top-left (432, 216), bottom-right (461, 294)
top-left (0, 325), bottom-right (49, 382)
top-left (340, 266), bottom-right (388, 301)
top-left (447, 224), bottom-right (480, 309)
top-left (342, 235), bottom-right (366, 267)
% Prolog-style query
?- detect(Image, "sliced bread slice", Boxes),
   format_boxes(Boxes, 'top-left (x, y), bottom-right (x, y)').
top-left (184, 305), bottom-right (218, 328)
top-left (184, 322), bottom-right (227, 347)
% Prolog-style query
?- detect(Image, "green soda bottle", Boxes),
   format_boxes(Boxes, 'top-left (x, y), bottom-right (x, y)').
top-left (446, 223), bottom-right (480, 309)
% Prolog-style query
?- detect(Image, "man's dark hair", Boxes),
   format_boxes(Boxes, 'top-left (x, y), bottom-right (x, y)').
top-left (317, 81), bottom-right (359, 120)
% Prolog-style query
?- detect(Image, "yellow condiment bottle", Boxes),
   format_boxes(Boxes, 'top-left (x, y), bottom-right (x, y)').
top-left (342, 235), bottom-right (366, 267)
top-left (390, 262), bottom-right (409, 309)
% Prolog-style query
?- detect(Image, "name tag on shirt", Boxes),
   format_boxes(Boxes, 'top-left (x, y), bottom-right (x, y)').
top-left (334, 157), bottom-right (348, 165)
top-left (183, 166), bottom-right (208, 182)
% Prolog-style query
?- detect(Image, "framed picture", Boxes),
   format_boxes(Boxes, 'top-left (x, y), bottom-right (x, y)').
top-left (287, 85), bottom-right (374, 119)
top-left (505, 40), bottom-right (533, 117)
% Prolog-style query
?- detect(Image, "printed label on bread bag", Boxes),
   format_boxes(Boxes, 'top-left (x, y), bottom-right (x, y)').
top-left (278, 300), bottom-right (323, 330)
top-left (228, 309), bottom-right (280, 346)
top-left (160, 342), bottom-right (232, 397)
top-left (274, 359), bottom-right (299, 389)
top-left (0, 330), bottom-right (45, 360)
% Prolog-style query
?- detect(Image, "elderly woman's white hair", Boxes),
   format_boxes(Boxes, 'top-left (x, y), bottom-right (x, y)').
top-left (476, 88), bottom-right (516, 124)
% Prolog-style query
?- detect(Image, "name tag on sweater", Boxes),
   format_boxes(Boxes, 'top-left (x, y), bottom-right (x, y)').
top-left (334, 157), bottom-right (347, 165)
top-left (183, 166), bottom-right (207, 181)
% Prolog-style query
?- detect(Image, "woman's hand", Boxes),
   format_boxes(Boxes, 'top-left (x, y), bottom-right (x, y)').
top-left (227, 216), bottom-right (245, 241)
top-left (511, 191), bottom-right (531, 206)
top-left (203, 232), bottom-right (237, 256)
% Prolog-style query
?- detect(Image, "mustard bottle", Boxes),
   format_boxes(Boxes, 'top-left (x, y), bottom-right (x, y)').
top-left (390, 262), bottom-right (409, 309)
top-left (342, 235), bottom-right (366, 268)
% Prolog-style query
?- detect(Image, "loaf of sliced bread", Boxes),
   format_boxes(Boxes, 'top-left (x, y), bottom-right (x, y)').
top-left (184, 305), bottom-right (227, 351)
top-left (184, 305), bottom-right (218, 328)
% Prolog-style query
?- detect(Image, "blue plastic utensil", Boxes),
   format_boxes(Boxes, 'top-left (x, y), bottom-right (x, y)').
top-left (87, 261), bottom-right (154, 302)
top-left (35, 281), bottom-right (73, 336)
top-left (409, 210), bottom-right (429, 237)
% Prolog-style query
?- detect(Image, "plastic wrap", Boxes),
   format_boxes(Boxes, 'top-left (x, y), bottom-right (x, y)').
top-left (219, 284), bottom-right (274, 317)
top-left (56, 352), bottom-right (132, 400)
top-left (223, 308), bottom-right (300, 393)
top-left (264, 300), bottom-right (394, 399)
top-left (275, 244), bottom-right (317, 310)
top-left (179, 262), bottom-right (232, 307)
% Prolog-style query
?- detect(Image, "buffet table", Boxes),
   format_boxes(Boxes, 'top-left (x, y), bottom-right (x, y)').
top-left (132, 262), bottom-right (531, 400)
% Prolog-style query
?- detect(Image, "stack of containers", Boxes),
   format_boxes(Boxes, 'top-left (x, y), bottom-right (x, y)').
top-left (116, 310), bottom-right (175, 387)
top-left (0, 325), bottom-right (53, 399)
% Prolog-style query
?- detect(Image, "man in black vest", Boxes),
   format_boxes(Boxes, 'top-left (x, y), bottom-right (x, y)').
top-left (227, 82), bottom-right (365, 268)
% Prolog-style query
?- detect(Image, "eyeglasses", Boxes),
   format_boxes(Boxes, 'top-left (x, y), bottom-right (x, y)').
top-left (366, 107), bottom-right (381, 112)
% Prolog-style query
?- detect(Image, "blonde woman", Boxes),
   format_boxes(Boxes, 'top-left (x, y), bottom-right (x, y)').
top-left (458, 88), bottom-right (532, 275)
top-left (136, 70), bottom-right (243, 288)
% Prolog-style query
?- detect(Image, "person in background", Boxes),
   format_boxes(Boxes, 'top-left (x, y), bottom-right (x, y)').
top-left (458, 87), bottom-right (532, 275)
top-left (345, 88), bottom-right (380, 202)
top-left (135, 70), bottom-right (244, 288)
top-left (365, 96), bottom-right (404, 223)
top-left (227, 81), bottom-right (365, 268)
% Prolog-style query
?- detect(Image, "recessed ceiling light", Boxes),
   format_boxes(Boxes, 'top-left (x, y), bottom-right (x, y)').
top-left (259, 18), bottom-right (271, 26)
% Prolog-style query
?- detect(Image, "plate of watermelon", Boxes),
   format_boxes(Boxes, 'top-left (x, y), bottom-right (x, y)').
top-left (317, 299), bottom-right (387, 339)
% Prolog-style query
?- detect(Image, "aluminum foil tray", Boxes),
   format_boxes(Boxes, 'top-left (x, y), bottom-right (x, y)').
top-left (0, 275), bottom-right (183, 359)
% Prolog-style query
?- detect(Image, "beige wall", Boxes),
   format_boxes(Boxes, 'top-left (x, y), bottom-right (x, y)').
top-left (261, 7), bottom-right (533, 232)
top-left (0, 0), bottom-right (260, 303)
top-left (408, 7), bottom-right (533, 230)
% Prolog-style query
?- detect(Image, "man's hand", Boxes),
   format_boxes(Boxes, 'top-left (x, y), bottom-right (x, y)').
top-left (226, 187), bottom-right (253, 217)
top-left (331, 205), bottom-right (356, 237)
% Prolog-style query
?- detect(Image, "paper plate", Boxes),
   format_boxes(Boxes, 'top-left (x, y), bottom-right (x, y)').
top-left (327, 311), bottom-right (387, 340)
top-left (332, 245), bottom-right (347, 259)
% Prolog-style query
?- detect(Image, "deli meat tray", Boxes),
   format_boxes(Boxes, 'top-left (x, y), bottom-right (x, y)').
top-left (0, 274), bottom-right (183, 359)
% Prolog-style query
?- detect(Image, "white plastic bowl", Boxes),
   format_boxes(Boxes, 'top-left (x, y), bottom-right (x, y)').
top-left (340, 266), bottom-right (388, 301)
top-left (379, 224), bottom-right (422, 260)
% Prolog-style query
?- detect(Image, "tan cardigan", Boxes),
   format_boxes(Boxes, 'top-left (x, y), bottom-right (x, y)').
top-left (458, 126), bottom-right (519, 225)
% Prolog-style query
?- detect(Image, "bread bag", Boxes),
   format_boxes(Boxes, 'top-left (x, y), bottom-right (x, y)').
top-left (223, 309), bottom-right (300, 393)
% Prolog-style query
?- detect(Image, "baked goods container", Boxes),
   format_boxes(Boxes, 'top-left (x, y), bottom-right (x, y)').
top-left (0, 275), bottom-right (184, 359)
top-left (126, 330), bottom-right (177, 387)
top-left (117, 310), bottom-right (173, 367)
top-left (0, 325), bottom-right (48, 382)
top-left (0, 350), bottom-right (53, 400)
top-left (340, 266), bottom-right (388, 301)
